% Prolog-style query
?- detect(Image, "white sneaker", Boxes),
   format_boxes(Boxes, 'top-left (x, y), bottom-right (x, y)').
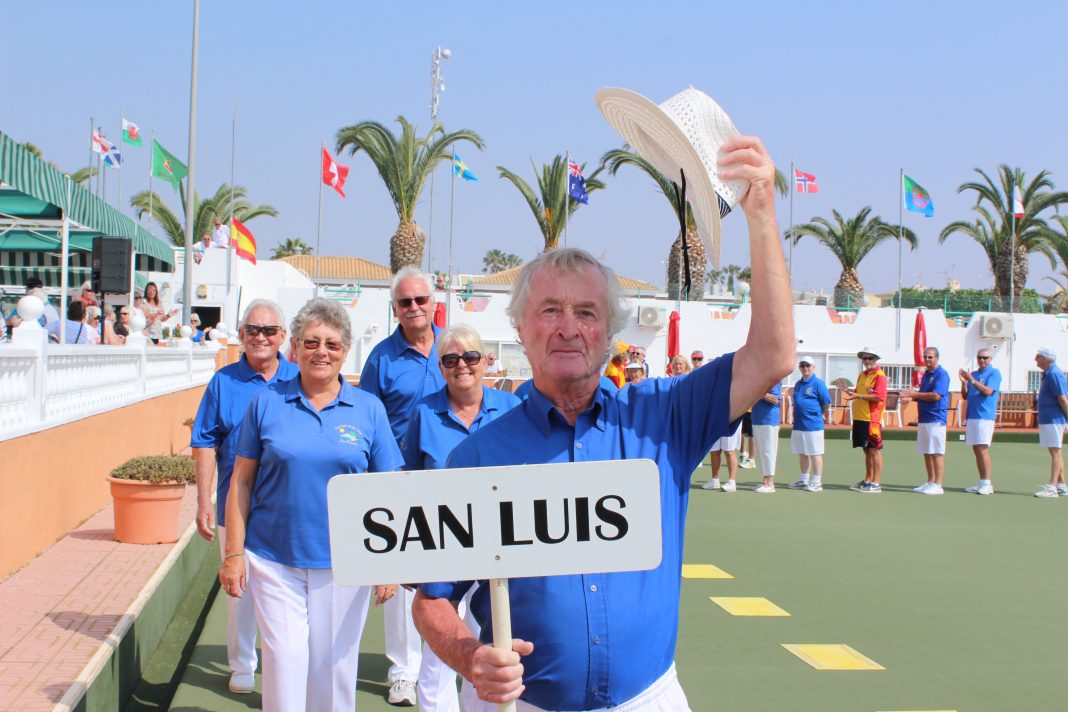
top-left (1035, 485), bottom-right (1059, 498)
top-left (1058, 484), bottom-right (1068, 496)
top-left (701, 478), bottom-right (721, 490)
top-left (754, 483), bottom-right (775, 493)
top-left (721, 479), bottom-right (737, 492)
top-left (387, 679), bottom-right (417, 706)
top-left (976, 482), bottom-right (994, 495)
top-left (739, 455), bottom-right (756, 469)
top-left (804, 481), bottom-right (823, 492)
top-left (788, 478), bottom-right (810, 489)
top-left (964, 481), bottom-right (982, 493)
top-left (921, 484), bottom-right (944, 495)
top-left (229, 672), bottom-right (255, 694)
top-left (913, 482), bottom-right (933, 493)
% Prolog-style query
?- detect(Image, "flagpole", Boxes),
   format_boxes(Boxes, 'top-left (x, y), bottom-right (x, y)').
top-left (427, 169), bottom-right (437, 273)
top-left (87, 118), bottom-right (95, 196)
top-left (181, 0), bottom-right (201, 325)
top-left (227, 97), bottom-right (236, 299)
top-left (563, 151), bottom-right (569, 249)
top-left (102, 156), bottom-right (108, 203)
top-left (788, 161), bottom-right (795, 286)
top-left (316, 141), bottom-right (325, 298)
top-left (1009, 187), bottom-right (1016, 315)
top-left (447, 151), bottom-right (457, 325)
top-left (147, 129), bottom-right (155, 230)
top-left (59, 177), bottom-right (71, 342)
top-left (117, 109), bottom-right (124, 214)
top-left (897, 168), bottom-right (903, 353)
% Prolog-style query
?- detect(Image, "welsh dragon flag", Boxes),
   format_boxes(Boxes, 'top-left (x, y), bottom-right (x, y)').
top-left (121, 118), bottom-right (143, 146)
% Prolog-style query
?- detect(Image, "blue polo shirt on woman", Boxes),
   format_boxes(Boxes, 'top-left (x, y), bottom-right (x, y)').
top-left (401, 386), bottom-right (521, 471)
top-left (750, 383), bottom-right (782, 425)
top-left (792, 375), bottom-right (831, 431)
top-left (965, 366), bottom-right (1002, 421)
top-left (359, 324), bottom-right (445, 442)
top-left (190, 354), bottom-right (299, 525)
top-left (236, 376), bottom-right (403, 568)
top-left (420, 354), bottom-right (736, 711)
top-left (917, 365), bottom-right (950, 424)
top-left (1039, 363), bottom-right (1068, 424)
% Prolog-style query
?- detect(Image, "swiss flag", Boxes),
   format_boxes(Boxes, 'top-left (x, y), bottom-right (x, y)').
top-left (322, 147), bottom-right (349, 198)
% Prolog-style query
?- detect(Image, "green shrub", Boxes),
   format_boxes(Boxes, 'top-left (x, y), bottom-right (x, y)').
top-left (110, 455), bottom-right (195, 484)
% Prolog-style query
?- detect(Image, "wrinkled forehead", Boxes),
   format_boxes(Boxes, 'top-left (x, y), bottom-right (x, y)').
top-left (526, 265), bottom-right (607, 310)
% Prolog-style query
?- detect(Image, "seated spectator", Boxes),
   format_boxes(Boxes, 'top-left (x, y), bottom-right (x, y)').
top-left (86, 306), bottom-right (103, 344)
top-left (101, 305), bottom-right (124, 345)
top-left (47, 300), bottom-right (92, 344)
top-left (190, 313), bottom-right (205, 342)
top-left (113, 306), bottom-right (131, 343)
top-left (484, 351), bottom-right (503, 375)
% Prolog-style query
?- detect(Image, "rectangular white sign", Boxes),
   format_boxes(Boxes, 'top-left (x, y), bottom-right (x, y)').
top-left (327, 459), bottom-right (663, 587)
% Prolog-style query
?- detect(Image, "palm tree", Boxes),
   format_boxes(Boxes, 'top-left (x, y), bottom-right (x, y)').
top-left (336, 116), bottom-right (483, 273)
top-left (20, 141), bottom-right (43, 158)
top-left (482, 249), bottom-right (522, 274)
top-left (723, 264), bottom-right (743, 293)
top-left (70, 166), bottom-right (98, 184)
top-left (940, 166), bottom-right (1068, 300)
top-left (497, 155), bottom-right (605, 252)
top-left (271, 238), bottom-right (314, 260)
top-left (707, 268), bottom-right (724, 294)
top-left (130, 183), bottom-right (278, 246)
top-left (790, 207), bottom-right (917, 307)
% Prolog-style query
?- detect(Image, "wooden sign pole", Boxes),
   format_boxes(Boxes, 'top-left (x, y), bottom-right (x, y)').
top-left (489, 577), bottom-right (516, 712)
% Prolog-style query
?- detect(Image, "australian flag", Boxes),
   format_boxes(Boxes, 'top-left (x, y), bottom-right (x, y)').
top-left (568, 159), bottom-right (589, 204)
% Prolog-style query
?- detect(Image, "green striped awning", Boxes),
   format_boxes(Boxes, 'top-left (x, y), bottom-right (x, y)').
top-left (0, 248), bottom-right (149, 290)
top-left (0, 132), bottom-right (175, 271)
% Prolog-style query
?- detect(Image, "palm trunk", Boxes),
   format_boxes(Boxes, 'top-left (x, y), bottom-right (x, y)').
top-left (666, 226), bottom-right (708, 300)
top-left (834, 268), bottom-right (864, 308)
top-left (390, 220), bottom-right (424, 273)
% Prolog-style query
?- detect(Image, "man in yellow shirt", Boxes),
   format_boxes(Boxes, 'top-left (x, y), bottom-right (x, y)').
top-left (845, 347), bottom-right (887, 493)
top-left (604, 340), bottom-right (628, 389)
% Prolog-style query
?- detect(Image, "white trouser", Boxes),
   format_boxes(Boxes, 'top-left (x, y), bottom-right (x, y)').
top-left (218, 526), bottom-right (258, 675)
top-left (418, 585), bottom-right (480, 711)
top-left (385, 585), bottom-right (423, 682)
top-left (470, 663), bottom-right (689, 712)
top-left (752, 424), bottom-right (780, 476)
top-left (246, 550), bottom-right (371, 712)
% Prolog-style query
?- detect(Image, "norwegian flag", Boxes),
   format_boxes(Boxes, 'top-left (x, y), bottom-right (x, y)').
top-left (794, 168), bottom-right (819, 193)
top-left (568, 158), bottom-right (589, 204)
top-left (322, 147), bottom-right (349, 198)
top-left (91, 131), bottom-right (113, 156)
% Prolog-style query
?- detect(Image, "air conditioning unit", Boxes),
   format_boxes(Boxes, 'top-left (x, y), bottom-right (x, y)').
top-left (637, 306), bottom-right (666, 328)
top-left (979, 314), bottom-right (1014, 339)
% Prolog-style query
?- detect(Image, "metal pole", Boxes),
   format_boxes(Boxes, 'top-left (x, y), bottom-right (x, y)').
top-left (181, 0), bottom-right (200, 324)
top-left (896, 168), bottom-right (903, 352)
top-left (227, 97), bottom-right (235, 298)
top-left (316, 141), bottom-right (324, 298)
top-left (59, 177), bottom-right (71, 343)
top-left (427, 46), bottom-right (447, 274)
top-left (788, 161), bottom-right (795, 286)
top-left (447, 152), bottom-right (456, 325)
top-left (147, 128), bottom-right (155, 230)
top-left (117, 109), bottom-right (124, 214)
top-left (88, 117), bottom-right (95, 194)
top-left (563, 152), bottom-right (569, 249)
top-left (1009, 189), bottom-right (1016, 314)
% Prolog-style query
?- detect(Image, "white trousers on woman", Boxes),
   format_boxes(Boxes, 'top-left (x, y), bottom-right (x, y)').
top-left (246, 550), bottom-right (371, 712)
top-left (385, 586), bottom-right (423, 682)
top-left (217, 526), bottom-right (258, 676)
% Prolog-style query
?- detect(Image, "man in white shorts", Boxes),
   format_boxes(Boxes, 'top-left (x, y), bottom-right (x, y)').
top-left (901, 347), bottom-right (949, 495)
top-left (702, 424), bottom-right (742, 492)
top-left (959, 348), bottom-right (1001, 495)
top-left (1034, 346), bottom-right (1068, 498)
top-left (788, 356), bottom-right (831, 492)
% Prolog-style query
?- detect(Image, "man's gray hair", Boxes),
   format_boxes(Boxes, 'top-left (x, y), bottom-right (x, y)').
top-left (924, 346), bottom-right (940, 358)
top-left (435, 323), bottom-right (485, 357)
top-left (977, 347), bottom-right (992, 358)
top-left (391, 266), bottom-right (435, 303)
top-left (290, 297), bottom-right (352, 346)
top-left (241, 298), bottom-right (286, 327)
top-left (507, 248), bottom-right (629, 337)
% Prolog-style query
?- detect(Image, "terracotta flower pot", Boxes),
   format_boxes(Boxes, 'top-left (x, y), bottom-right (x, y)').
top-left (108, 477), bottom-right (187, 544)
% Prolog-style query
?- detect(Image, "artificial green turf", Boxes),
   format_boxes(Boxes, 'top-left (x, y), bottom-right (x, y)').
top-left (168, 439), bottom-right (1068, 711)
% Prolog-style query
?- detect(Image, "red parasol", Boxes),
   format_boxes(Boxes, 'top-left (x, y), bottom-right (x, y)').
top-left (433, 302), bottom-right (447, 328)
top-left (912, 308), bottom-right (927, 387)
top-left (666, 310), bottom-right (680, 375)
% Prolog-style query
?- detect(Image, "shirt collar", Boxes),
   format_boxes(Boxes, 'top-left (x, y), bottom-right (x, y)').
top-left (390, 323), bottom-right (441, 356)
top-left (522, 381), bottom-right (605, 435)
top-left (283, 374), bottom-right (354, 406)
top-left (235, 353), bottom-right (286, 382)
top-left (432, 385), bottom-right (502, 417)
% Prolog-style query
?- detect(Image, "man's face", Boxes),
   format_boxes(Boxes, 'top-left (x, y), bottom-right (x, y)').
top-left (861, 355), bottom-right (878, 371)
top-left (393, 277), bottom-right (434, 336)
top-left (241, 306), bottom-right (285, 361)
top-left (517, 265), bottom-right (610, 386)
top-left (214, 218), bottom-right (222, 228)
top-left (799, 362), bottom-right (814, 377)
top-left (1036, 354), bottom-right (1053, 371)
top-left (923, 350), bottom-right (939, 370)
top-left (976, 352), bottom-right (992, 368)
top-left (625, 367), bottom-right (646, 384)
top-left (629, 347), bottom-right (645, 363)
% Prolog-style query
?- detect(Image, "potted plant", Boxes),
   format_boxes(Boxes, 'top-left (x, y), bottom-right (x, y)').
top-left (108, 455), bottom-right (195, 544)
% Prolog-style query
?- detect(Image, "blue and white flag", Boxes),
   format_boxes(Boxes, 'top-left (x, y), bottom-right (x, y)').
top-left (568, 159), bottom-right (588, 204)
top-left (452, 152), bottom-right (478, 181)
top-left (103, 147), bottom-right (122, 169)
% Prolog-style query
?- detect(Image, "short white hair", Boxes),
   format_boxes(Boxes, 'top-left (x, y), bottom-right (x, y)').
top-left (435, 324), bottom-right (485, 356)
top-left (241, 299), bottom-right (285, 327)
top-left (390, 266), bottom-right (435, 302)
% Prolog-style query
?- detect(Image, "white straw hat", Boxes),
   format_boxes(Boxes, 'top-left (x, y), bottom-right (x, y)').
top-left (595, 86), bottom-right (749, 267)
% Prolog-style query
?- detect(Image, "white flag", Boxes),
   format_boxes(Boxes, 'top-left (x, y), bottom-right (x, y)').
top-left (1012, 185), bottom-right (1024, 218)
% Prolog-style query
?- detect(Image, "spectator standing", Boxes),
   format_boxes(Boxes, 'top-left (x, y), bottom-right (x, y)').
top-left (78, 281), bottom-right (98, 308)
top-left (629, 345), bottom-right (650, 375)
top-left (959, 349), bottom-right (1001, 495)
top-left (484, 351), bottom-right (503, 375)
top-left (670, 354), bottom-right (692, 375)
top-left (604, 341), bottom-right (628, 388)
top-left (845, 347), bottom-right (887, 493)
top-left (113, 306), bottom-right (131, 343)
top-left (85, 306), bottom-right (102, 344)
top-left (703, 425), bottom-right (742, 492)
top-left (142, 281), bottom-right (178, 344)
top-left (751, 382), bottom-right (782, 493)
top-left (901, 347), bottom-right (950, 495)
top-left (190, 313), bottom-right (205, 342)
top-left (212, 217), bottom-right (230, 249)
top-left (1034, 346), bottom-right (1068, 498)
top-left (788, 356), bottom-right (831, 492)
top-left (690, 350), bottom-right (704, 368)
top-left (624, 361), bottom-right (647, 385)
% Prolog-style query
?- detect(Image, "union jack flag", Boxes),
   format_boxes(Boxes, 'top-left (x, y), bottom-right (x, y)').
top-left (794, 168), bottom-right (819, 193)
top-left (568, 159), bottom-right (589, 204)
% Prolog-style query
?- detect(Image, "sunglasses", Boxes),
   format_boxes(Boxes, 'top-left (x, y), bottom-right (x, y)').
top-left (441, 351), bottom-right (482, 368)
top-left (243, 324), bottom-right (281, 337)
top-left (977, 356), bottom-right (991, 361)
top-left (691, 356), bottom-right (704, 361)
top-left (861, 357), bottom-right (876, 362)
top-left (799, 363), bottom-right (813, 367)
top-left (397, 295), bottom-right (431, 308)
top-left (302, 338), bottom-right (344, 352)
top-left (120, 311), bottom-right (130, 316)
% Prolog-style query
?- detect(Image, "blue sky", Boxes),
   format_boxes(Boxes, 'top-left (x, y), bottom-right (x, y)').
top-left (3, 1), bottom-right (1066, 295)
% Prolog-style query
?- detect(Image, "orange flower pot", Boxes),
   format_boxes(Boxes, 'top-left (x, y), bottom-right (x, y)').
top-left (108, 477), bottom-right (187, 544)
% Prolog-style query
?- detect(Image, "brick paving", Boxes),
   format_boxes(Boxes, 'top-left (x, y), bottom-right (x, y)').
top-left (0, 487), bottom-right (198, 711)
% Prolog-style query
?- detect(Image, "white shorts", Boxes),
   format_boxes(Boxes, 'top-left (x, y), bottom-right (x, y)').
top-left (916, 423), bottom-right (947, 454)
top-left (965, 419), bottom-right (994, 446)
top-left (710, 427), bottom-right (742, 452)
top-left (790, 429), bottom-right (825, 456)
top-left (752, 424), bottom-right (780, 476)
top-left (1039, 423), bottom-right (1066, 448)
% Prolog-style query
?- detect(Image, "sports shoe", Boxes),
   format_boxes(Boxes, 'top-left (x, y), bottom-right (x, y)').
top-left (1058, 483), bottom-right (1068, 496)
top-left (387, 679), bottom-right (417, 706)
top-left (1035, 485), bottom-right (1059, 498)
top-left (701, 478), bottom-right (721, 490)
top-left (229, 672), bottom-right (255, 694)
top-left (739, 455), bottom-right (756, 469)
top-left (964, 481), bottom-right (983, 494)
top-left (788, 477), bottom-right (810, 489)
top-left (976, 481), bottom-right (994, 496)
top-left (721, 479), bottom-right (737, 492)
top-left (754, 483), bottom-right (775, 493)
top-left (862, 483), bottom-right (882, 494)
top-left (850, 480), bottom-right (870, 492)
top-left (921, 483), bottom-right (944, 495)
top-left (804, 480), bottom-right (823, 492)
top-left (913, 482), bottom-right (933, 493)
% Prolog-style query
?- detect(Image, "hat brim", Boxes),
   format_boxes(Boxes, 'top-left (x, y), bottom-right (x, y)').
top-left (596, 87), bottom-right (744, 268)
top-left (857, 351), bottom-right (880, 360)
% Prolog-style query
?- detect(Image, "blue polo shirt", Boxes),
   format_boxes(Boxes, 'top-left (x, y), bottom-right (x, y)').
top-left (236, 376), bottom-right (403, 568)
top-left (190, 354), bottom-right (299, 525)
top-left (1038, 363), bottom-right (1068, 425)
top-left (750, 383), bottom-right (782, 425)
top-left (792, 375), bottom-right (830, 431)
top-left (360, 324), bottom-right (445, 442)
top-left (514, 375), bottom-right (619, 401)
top-left (420, 353), bottom-right (736, 710)
top-left (401, 386), bottom-right (521, 471)
top-left (965, 366), bottom-right (1001, 421)
top-left (917, 365), bottom-right (950, 424)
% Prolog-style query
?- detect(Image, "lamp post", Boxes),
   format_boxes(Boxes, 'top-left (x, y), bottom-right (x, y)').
top-left (426, 46), bottom-right (451, 274)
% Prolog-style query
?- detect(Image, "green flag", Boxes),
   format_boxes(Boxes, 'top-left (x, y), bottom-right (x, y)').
top-left (151, 140), bottom-right (187, 190)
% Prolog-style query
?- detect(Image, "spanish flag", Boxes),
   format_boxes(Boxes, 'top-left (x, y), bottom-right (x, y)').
top-left (231, 218), bottom-right (257, 264)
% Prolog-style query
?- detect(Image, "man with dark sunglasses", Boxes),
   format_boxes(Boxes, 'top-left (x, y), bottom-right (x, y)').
top-left (959, 349), bottom-right (1001, 495)
top-left (844, 347), bottom-right (887, 493)
top-left (359, 265), bottom-right (444, 706)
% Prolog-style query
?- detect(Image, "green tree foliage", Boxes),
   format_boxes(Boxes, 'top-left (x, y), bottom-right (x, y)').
top-left (129, 184), bottom-right (278, 247)
top-left (497, 155), bottom-right (605, 252)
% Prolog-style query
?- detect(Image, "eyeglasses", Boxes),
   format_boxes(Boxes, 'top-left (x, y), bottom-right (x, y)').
top-left (691, 356), bottom-right (704, 361)
top-left (799, 363), bottom-right (813, 368)
top-left (977, 356), bottom-right (991, 361)
top-left (302, 338), bottom-right (344, 352)
top-left (120, 311), bottom-right (130, 316)
top-left (861, 357), bottom-right (876, 362)
top-left (396, 295), bottom-right (431, 308)
top-left (441, 351), bottom-right (482, 368)
top-left (243, 324), bottom-right (281, 337)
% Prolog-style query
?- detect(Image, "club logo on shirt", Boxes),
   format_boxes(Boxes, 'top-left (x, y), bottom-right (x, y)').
top-left (336, 425), bottom-right (361, 445)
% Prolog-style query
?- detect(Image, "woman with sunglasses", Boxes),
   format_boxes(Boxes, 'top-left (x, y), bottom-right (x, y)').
top-left (401, 324), bottom-right (520, 711)
top-left (220, 298), bottom-right (402, 712)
